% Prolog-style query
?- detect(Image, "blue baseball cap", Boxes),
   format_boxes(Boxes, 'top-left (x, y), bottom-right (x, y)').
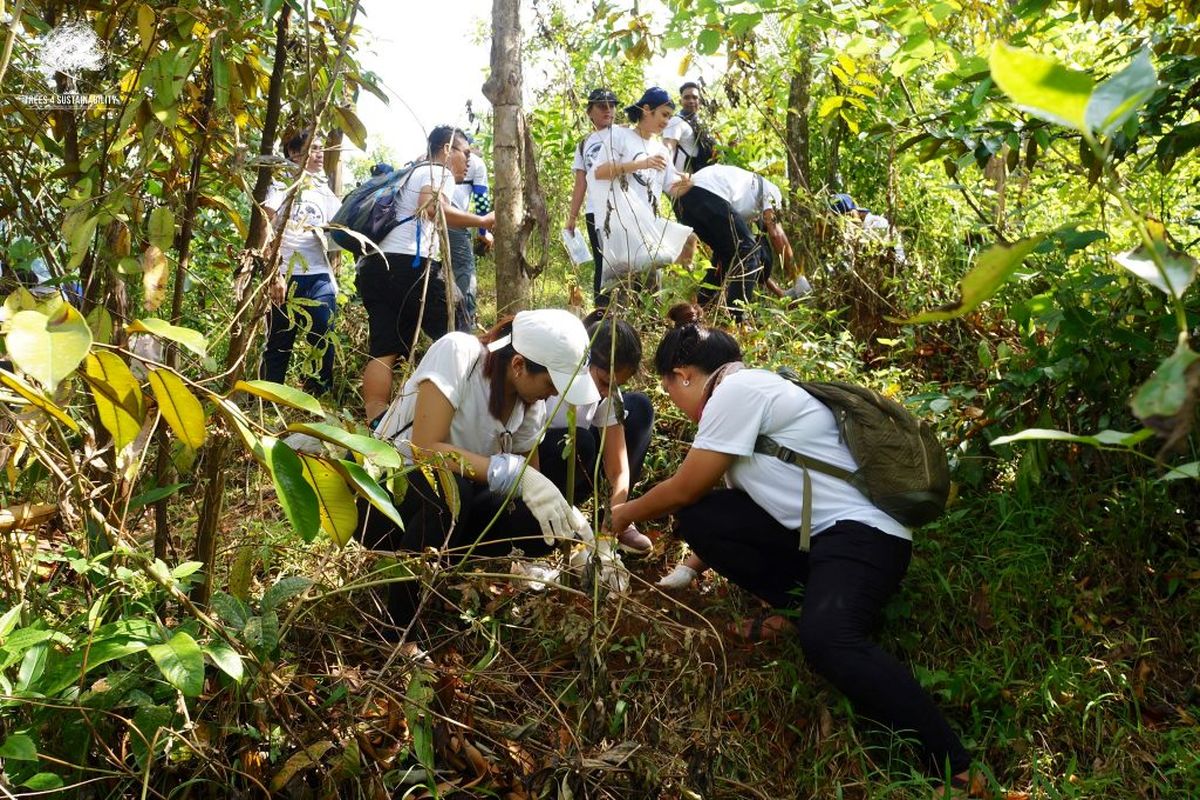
top-left (830, 193), bottom-right (858, 214)
top-left (625, 86), bottom-right (674, 116)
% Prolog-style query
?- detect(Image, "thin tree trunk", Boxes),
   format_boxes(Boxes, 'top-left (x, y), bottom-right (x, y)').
top-left (191, 6), bottom-right (291, 605)
top-left (786, 56), bottom-right (812, 197)
top-left (483, 0), bottom-right (529, 315)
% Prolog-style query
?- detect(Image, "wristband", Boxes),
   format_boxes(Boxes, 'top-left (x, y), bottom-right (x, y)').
top-left (487, 453), bottom-right (524, 496)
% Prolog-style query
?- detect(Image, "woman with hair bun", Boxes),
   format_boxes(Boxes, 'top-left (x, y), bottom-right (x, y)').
top-left (608, 303), bottom-right (978, 793)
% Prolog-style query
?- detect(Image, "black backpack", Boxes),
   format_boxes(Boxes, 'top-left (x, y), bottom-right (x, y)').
top-left (756, 368), bottom-right (950, 550)
top-left (329, 161), bottom-right (428, 257)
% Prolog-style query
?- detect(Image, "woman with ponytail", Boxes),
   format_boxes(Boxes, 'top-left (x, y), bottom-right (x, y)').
top-left (608, 303), bottom-right (979, 793)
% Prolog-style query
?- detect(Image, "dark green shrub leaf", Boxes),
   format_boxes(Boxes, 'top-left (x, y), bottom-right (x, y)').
top-left (147, 631), bottom-right (205, 697)
top-left (263, 437), bottom-right (320, 542)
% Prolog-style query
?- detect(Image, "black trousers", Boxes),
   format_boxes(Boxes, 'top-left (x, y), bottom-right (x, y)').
top-left (356, 471), bottom-right (553, 626)
top-left (674, 187), bottom-right (763, 318)
top-left (675, 489), bottom-right (971, 778)
top-left (536, 392), bottom-right (653, 500)
top-left (584, 212), bottom-right (609, 308)
top-left (355, 252), bottom-right (451, 359)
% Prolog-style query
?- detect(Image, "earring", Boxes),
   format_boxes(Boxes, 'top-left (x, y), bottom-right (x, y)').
top-left (682, 379), bottom-right (690, 387)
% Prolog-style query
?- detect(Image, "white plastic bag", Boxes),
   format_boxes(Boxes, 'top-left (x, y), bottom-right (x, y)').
top-left (600, 188), bottom-right (692, 287)
top-left (561, 228), bottom-right (593, 265)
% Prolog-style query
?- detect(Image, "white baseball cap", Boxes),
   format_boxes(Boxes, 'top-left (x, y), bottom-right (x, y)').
top-left (486, 309), bottom-right (600, 405)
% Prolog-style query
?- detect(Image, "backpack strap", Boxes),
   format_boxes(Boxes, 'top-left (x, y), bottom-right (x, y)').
top-left (753, 434), bottom-right (853, 551)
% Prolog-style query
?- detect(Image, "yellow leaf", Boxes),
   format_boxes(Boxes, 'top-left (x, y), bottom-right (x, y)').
top-left (83, 352), bottom-right (145, 451)
top-left (148, 206), bottom-right (174, 251)
top-left (678, 52), bottom-right (693, 77)
top-left (141, 245), bottom-right (169, 312)
top-left (136, 4), bottom-right (155, 51)
top-left (835, 52), bottom-right (857, 78)
top-left (0, 369), bottom-right (79, 431)
top-left (148, 368), bottom-right (206, 452)
top-left (298, 456), bottom-right (358, 547)
top-left (5, 305), bottom-right (92, 392)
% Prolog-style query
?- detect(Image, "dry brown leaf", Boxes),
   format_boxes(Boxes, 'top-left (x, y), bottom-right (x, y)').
top-left (141, 244), bottom-right (169, 311)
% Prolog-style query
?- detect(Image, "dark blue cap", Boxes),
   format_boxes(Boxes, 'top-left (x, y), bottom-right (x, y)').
top-left (831, 193), bottom-right (857, 214)
top-left (625, 86), bottom-right (674, 115)
top-left (370, 162), bottom-right (394, 177)
top-left (587, 88), bottom-right (619, 106)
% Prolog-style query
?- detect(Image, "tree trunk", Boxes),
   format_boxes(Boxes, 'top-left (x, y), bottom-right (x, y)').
top-left (785, 55), bottom-right (812, 197)
top-left (483, 0), bottom-right (529, 315)
top-left (324, 128), bottom-right (344, 195)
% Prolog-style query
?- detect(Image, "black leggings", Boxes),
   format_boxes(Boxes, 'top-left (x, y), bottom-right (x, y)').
top-left (675, 489), bottom-right (971, 778)
top-left (584, 212), bottom-right (609, 308)
top-left (536, 392), bottom-right (653, 500)
top-left (356, 471), bottom-right (553, 626)
top-left (674, 187), bottom-right (763, 318)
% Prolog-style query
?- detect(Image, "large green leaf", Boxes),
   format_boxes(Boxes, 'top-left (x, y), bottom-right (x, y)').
top-left (1114, 242), bottom-right (1197, 297)
top-left (992, 428), bottom-right (1154, 448)
top-left (263, 437), bottom-right (321, 542)
top-left (286, 422), bottom-right (403, 468)
top-left (989, 43), bottom-right (1093, 132)
top-left (262, 575), bottom-right (314, 613)
top-left (202, 641), bottom-right (244, 683)
top-left (148, 207), bottom-right (175, 251)
top-left (5, 305), bottom-right (93, 391)
top-left (146, 630), bottom-right (204, 697)
top-left (1130, 344), bottom-right (1200, 422)
top-left (0, 733), bottom-right (37, 760)
top-left (83, 352), bottom-right (145, 450)
top-left (332, 458), bottom-right (404, 529)
top-left (298, 455), bottom-right (358, 547)
top-left (890, 234), bottom-right (1046, 323)
top-left (1085, 49), bottom-right (1157, 135)
top-left (147, 368), bottom-right (207, 451)
top-left (233, 379), bottom-right (323, 416)
top-left (130, 705), bottom-right (175, 770)
top-left (127, 318), bottom-right (207, 359)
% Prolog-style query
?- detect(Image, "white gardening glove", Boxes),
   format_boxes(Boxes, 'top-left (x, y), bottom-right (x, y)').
top-left (657, 562), bottom-right (698, 589)
top-left (568, 507), bottom-right (595, 546)
top-left (518, 469), bottom-right (573, 545)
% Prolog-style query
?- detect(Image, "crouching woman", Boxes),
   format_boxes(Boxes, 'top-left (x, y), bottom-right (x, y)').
top-left (608, 303), bottom-right (975, 789)
top-left (359, 309), bottom-right (599, 626)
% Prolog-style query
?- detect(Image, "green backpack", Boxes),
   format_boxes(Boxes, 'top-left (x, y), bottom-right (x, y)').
top-left (755, 368), bottom-right (950, 550)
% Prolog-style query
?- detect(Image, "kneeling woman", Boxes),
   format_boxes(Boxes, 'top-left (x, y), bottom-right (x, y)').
top-left (608, 303), bottom-right (973, 786)
top-left (361, 309), bottom-right (598, 626)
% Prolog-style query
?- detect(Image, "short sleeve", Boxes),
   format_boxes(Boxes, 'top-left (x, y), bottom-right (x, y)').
top-left (663, 117), bottom-right (683, 142)
top-left (409, 333), bottom-right (481, 410)
top-left (572, 142), bottom-right (585, 172)
top-left (597, 395), bottom-right (620, 428)
top-left (264, 182), bottom-right (286, 213)
top-left (692, 376), bottom-right (767, 456)
top-left (470, 156), bottom-right (489, 189)
top-left (512, 401), bottom-right (548, 454)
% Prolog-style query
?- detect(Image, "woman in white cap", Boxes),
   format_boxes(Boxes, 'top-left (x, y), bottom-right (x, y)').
top-left (360, 309), bottom-right (599, 628)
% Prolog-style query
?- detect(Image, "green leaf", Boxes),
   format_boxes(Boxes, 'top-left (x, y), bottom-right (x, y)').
top-left (128, 482), bottom-right (189, 510)
top-left (211, 40), bottom-right (230, 110)
top-left (130, 705), bottom-right (175, 770)
top-left (406, 665), bottom-right (436, 774)
top-left (890, 234), bottom-right (1046, 323)
top-left (332, 458), bottom-right (404, 529)
top-left (1114, 242), bottom-right (1197, 297)
top-left (243, 610), bottom-right (279, 653)
top-left (83, 352), bottom-right (145, 450)
top-left (0, 369), bottom-right (79, 430)
top-left (17, 642), bottom-right (48, 691)
top-left (286, 422), bottom-right (403, 468)
top-left (262, 575), bottom-right (313, 613)
top-left (210, 592), bottom-right (249, 630)
top-left (331, 105), bottom-right (368, 150)
top-left (127, 318), bottom-right (207, 359)
top-left (203, 641), bottom-right (244, 682)
top-left (1130, 344), bottom-right (1200, 422)
top-left (1160, 461), bottom-right (1199, 481)
top-left (263, 437), bottom-right (321, 542)
top-left (1085, 49), bottom-right (1157, 135)
top-left (298, 455), bottom-right (358, 547)
top-left (697, 28), bottom-right (721, 55)
top-left (232, 379), bottom-right (323, 415)
top-left (992, 428), bottom-right (1154, 448)
top-left (989, 43), bottom-right (1093, 131)
top-left (147, 368), bottom-right (207, 451)
top-left (146, 630), bottom-right (204, 697)
top-left (148, 207), bottom-right (175, 251)
top-left (22, 773), bottom-right (64, 790)
top-left (64, 213), bottom-right (99, 269)
top-left (818, 95), bottom-right (844, 118)
top-left (0, 733), bottom-right (37, 760)
top-left (0, 602), bottom-right (24, 638)
top-left (5, 305), bottom-right (93, 391)
top-left (136, 4), bottom-right (155, 50)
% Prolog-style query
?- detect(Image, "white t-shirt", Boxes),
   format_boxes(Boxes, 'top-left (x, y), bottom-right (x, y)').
top-left (376, 163), bottom-right (456, 259)
top-left (374, 332), bottom-right (547, 462)
top-left (860, 212), bottom-right (907, 264)
top-left (690, 165), bottom-right (783, 222)
top-left (590, 126), bottom-right (680, 218)
top-left (692, 369), bottom-right (911, 541)
top-left (575, 130), bottom-right (611, 218)
top-left (549, 392), bottom-right (621, 431)
top-left (451, 153), bottom-right (488, 212)
top-left (265, 172), bottom-right (342, 277)
top-left (663, 114), bottom-right (698, 173)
